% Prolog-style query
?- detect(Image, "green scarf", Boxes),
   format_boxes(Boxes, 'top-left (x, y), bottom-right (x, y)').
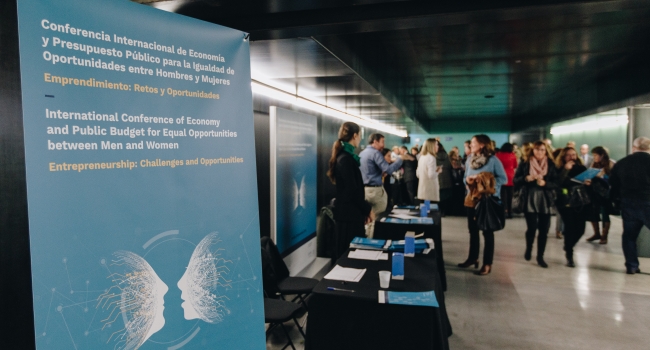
top-left (341, 141), bottom-right (360, 166)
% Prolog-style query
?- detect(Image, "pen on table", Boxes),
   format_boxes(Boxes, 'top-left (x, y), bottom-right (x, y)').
top-left (327, 287), bottom-right (355, 292)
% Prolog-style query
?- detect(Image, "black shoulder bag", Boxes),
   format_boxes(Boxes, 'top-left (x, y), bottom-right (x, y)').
top-left (475, 195), bottom-right (506, 231)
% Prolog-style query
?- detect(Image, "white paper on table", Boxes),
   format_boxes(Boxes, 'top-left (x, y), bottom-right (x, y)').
top-left (348, 249), bottom-right (383, 260)
top-left (378, 253), bottom-right (389, 260)
top-left (389, 213), bottom-right (419, 219)
top-left (391, 209), bottom-right (412, 214)
top-left (324, 265), bottom-right (367, 282)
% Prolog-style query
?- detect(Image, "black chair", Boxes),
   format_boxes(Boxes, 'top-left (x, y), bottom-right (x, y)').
top-left (264, 297), bottom-right (306, 350)
top-left (260, 236), bottom-right (318, 308)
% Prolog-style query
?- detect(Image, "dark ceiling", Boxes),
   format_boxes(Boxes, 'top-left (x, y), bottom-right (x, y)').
top-left (142, 0), bottom-right (650, 134)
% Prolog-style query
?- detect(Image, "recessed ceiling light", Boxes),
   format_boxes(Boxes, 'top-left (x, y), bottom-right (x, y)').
top-left (484, 95), bottom-right (494, 99)
top-left (515, 60), bottom-right (521, 63)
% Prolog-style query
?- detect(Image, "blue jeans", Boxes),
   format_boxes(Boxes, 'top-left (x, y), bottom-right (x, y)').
top-left (621, 198), bottom-right (650, 269)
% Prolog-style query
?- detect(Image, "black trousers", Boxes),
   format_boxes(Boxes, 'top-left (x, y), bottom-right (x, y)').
top-left (334, 220), bottom-right (364, 262)
top-left (501, 186), bottom-right (514, 216)
top-left (524, 212), bottom-right (551, 258)
top-left (558, 207), bottom-right (587, 257)
top-left (405, 180), bottom-right (417, 205)
top-left (466, 207), bottom-right (495, 265)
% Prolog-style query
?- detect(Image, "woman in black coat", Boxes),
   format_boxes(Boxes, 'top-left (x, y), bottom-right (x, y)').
top-left (327, 122), bottom-right (373, 259)
top-left (554, 147), bottom-right (589, 267)
top-left (513, 141), bottom-right (558, 268)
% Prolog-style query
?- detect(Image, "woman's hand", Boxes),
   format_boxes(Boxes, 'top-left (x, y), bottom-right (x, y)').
top-left (525, 174), bottom-right (536, 182)
top-left (565, 160), bottom-right (575, 170)
top-left (536, 179), bottom-right (546, 187)
top-left (584, 179), bottom-right (592, 186)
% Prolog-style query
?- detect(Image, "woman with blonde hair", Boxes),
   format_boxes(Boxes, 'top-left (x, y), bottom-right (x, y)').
top-left (416, 138), bottom-right (441, 202)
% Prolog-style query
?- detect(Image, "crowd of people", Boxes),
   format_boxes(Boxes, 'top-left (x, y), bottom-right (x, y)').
top-left (328, 121), bottom-right (650, 276)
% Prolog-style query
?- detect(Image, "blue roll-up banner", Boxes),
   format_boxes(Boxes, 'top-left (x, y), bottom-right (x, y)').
top-left (16, 0), bottom-right (265, 348)
top-left (270, 107), bottom-right (317, 273)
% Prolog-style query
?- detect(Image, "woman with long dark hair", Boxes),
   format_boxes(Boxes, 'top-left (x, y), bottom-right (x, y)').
top-left (327, 122), bottom-right (373, 259)
top-left (555, 147), bottom-right (588, 267)
top-left (436, 142), bottom-right (453, 216)
top-left (458, 134), bottom-right (507, 276)
top-left (585, 146), bottom-right (616, 244)
top-left (513, 141), bottom-right (558, 268)
top-left (400, 145), bottom-right (418, 205)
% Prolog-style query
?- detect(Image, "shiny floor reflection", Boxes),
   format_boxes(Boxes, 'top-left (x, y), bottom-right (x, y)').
top-left (266, 215), bottom-right (650, 349)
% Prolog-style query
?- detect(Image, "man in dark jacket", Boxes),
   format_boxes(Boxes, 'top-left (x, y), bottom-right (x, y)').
top-left (609, 136), bottom-right (650, 274)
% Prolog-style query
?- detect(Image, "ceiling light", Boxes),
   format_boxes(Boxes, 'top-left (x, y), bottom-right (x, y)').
top-left (251, 81), bottom-right (408, 137)
top-left (550, 116), bottom-right (628, 135)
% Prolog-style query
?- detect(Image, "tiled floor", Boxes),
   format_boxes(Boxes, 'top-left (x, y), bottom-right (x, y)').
top-left (267, 215), bottom-right (650, 349)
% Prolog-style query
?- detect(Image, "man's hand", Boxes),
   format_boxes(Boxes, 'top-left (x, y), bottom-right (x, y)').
top-left (365, 211), bottom-right (376, 225)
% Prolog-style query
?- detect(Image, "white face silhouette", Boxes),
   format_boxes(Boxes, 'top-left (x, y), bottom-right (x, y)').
top-left (99, 251), bottom-right (169, 350)
top-left (177, 232), bottom-right (231, 324)
top-left (178, 270), bottom-right (201, 320)
top-left (145, 272), bottom-right (169, 339)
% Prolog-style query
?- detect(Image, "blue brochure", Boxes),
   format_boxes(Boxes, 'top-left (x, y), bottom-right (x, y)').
top-left (379, 290), bottom-right (439, 307)
top-left (382, 217), bottom-right (410, 224)
top-left (409, 217), bottom-right (434, 225)
top-left (394, 205), bottom-right (419, 210)
top-left (572, 168), bottom-right (601, 183)
top-left (392, 253), bottom-right (404, 280)
top-left (404, 232), bottom-right (415, 257)
top-left (350, 237), bottom-right (390, 250)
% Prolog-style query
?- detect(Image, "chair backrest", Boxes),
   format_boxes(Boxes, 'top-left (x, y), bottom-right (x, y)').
top-left (316, 205), bottom-right (336, 259)
top-left (260, 247), bottom-right (282, 297)
top-left (260, 236), bottom-right (290, 281)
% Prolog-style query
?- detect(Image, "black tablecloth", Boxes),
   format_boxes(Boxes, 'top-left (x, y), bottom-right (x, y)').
top-left (373, 210), bottom-right (446, 291)
top-left (305, 250), bottom-right (452, 350)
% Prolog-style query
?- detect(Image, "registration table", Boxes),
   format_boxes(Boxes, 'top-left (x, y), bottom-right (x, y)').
top-left (373, 209), bottom-right (447, 291)
top-left (305, 249), bottom-right (452, 350)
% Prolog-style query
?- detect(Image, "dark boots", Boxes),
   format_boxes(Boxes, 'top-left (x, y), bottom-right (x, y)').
top-left (599, 222), bottom-right (610, 244)
top-left (586, 221), bottom-right (601, 242)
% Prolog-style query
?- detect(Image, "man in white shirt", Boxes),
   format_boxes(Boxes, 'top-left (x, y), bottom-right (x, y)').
top-left (580, 144), bottom-right (592, 167)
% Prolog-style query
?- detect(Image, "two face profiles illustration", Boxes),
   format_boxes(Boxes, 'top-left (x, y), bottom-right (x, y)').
top-left (292, 175), bottom-right (306, 211)
top-left (98, 232), bottom-right (231, 350)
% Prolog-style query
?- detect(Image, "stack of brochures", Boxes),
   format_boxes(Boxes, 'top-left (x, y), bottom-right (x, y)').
top-left (393, 205), bottom-right (418, 210)
top-left (381, 217), bottom-right (434, 225)
top-left (389, 238), bottom-right (434, 252)
top-left (323, 265), bottom-right (366, 282)
top-left (378, 290), bottom-right (439, 307)
top-left (348, 249), bottom-right (388, 260)
top-left (349, 237), bottom-right (434, 254)
top-left (349, 237), bottom-right (391, 250)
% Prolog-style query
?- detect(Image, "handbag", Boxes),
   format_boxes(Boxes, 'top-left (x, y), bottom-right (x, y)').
top-left (511, 186), bottom-right (527, 214)
top-left (568, 185), bottom-right (591, 208)
top-left (475, 195), bottom-right (506, 231)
